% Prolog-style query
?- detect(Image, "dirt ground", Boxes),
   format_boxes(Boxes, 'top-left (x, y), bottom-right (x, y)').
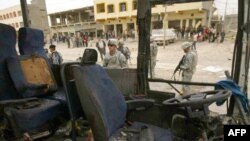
top-left (47, 38), bottom-right (246, 113)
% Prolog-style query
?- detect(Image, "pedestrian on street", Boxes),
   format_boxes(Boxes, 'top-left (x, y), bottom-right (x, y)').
top-left (96, 37), bottom-right (106, 60)
top-left (117, 41), bottom-right (131, 64)
top-left (180, 42), bottom-right (198, 95)
top-left (83, 35), bottom-right (88, 47)
top-left (149, 38), bottom-right (158, 78)
top-left (220, 31), bottom-right (226, 43)
top-left (192, 33), bottom-right (198, 50)
top-left (103, 38), bottom-right (127, 68)
top-left (48, 44), bottom-right (63, 65)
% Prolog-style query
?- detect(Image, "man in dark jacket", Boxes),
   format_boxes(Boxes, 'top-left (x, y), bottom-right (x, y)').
top-left (48, 44), bottom-right (63, 65)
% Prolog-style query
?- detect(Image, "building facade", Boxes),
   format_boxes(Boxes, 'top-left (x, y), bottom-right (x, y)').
top-left (0, 5), bottom-right (23, 30)
top-left (94, 0), bottom-right (213, 38)
top-left (49, 6), bottom-right (102, 38)
top-left (0, 0), bottom-right (49, 35)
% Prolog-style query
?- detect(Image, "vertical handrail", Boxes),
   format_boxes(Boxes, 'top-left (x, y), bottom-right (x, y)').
top-left (20, 0), bottom-right (30, 27)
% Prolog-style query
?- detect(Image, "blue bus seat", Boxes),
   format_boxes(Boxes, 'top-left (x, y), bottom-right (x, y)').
top-left (73, 49), bottom-right (173, 141)
top-left (6, 55), bottom-right (57, 98)
top-left (18, 27), bottom-right (66, 103)
top-left (0, 24), bottom-right (19, 100)
top-left (61, 62), bottom-right (85, 141)
top-left (0, 23), bottom-right (62, 138)
top-left (18, 27), bottom-right (47, 58)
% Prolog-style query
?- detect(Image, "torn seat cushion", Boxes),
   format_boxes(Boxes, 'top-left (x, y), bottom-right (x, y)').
top-left (4, 98), bottom-right (61, 132)
top-left (7, 55), bottom-right (57, 98)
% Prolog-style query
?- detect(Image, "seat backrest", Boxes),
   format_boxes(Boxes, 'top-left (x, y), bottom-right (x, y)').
top-left (18, 27), bottom-right (47, 57)
top-left (73, 55), bottom-right (127, 140)
top-left (61, 62), bottom-right (84, 118)
top-left (0, 23), bottom-right (19, 100)
top-left (80, 48), bottom-right (98, 65)
top-left (18, 27), bottom-right (63, 86)
top-left (7, 54), bottom-right (58, 98)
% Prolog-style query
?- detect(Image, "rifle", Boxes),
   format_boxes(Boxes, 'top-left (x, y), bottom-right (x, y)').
top-left (171, 55), bottom-right (185, 80)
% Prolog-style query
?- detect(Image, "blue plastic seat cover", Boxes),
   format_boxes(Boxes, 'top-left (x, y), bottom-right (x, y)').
top-left (0, 23), bottom-right (19, 100)
top-left (0, 23), bottom-right (63, 134)
top-left (215, 80), bottom-right (249, 112)
top-left (18, 27), bottom-right (47, 57)
top-left (73, 63), bottom-right (173, 140)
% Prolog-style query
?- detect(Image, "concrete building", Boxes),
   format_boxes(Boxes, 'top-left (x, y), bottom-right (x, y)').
top-left (94, 0), bottom-right (213, 38)
top-left (49, 6), bottom-right (102, 38)
top-left (0, 0), bottom-right (49, 35)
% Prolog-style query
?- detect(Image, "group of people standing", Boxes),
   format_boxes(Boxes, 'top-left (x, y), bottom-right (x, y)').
top-left (96, 38), bottom-right (131, 69)
top-left (51, 33), bottom-right (90, 48)
top-left (99, 37), bottom-right (198, 96)
top-left (98, 37), bottom-right (158, 78)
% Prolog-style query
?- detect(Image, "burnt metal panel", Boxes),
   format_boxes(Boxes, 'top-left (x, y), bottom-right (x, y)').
top-left (105, 68), bottom-right (138, 97)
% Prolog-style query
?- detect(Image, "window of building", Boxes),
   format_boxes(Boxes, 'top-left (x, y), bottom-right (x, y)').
top-left (13, 12), bottom-right (16, 17)
top-left (168, 20), bottom-right (181, 29)
top-left (0, 16), bottom-right (2, 20)
top-left (195, 18), bottom-right (202, 28)
top-left (3, 15), bottom-right (6, 19)
top-left (18, 11), bottom-right (22, 16)
top-left (107, 4), bottom-right (114, 13)
top-left (10, 13), bottom-right (13, 18)
top-left (120, 2), bottom-right (126, 12)
top-left (56, 18), bottom-right (61, 24)
top-left (6, 14), bottom-right (9, 19)
top-left (97, 3), bottom-right (105, 13)
top-left (132, 0), bottom-right (137, 10)
top-left (20, 22), bottom-right (24, 27)
top-left (89, 15), bottom-right (94, 20)
top-left (15, 23), bottom-right (19, 28)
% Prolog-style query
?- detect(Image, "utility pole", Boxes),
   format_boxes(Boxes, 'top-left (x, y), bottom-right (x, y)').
top-left (223, 0), bottom-right (228, 20)
top-left (20, 0), bottom-right (30, 27)
top-left (163, 4), bottom-right (167, 49)
top-left (207, 1), bottom-right (214, 27)
top-left (223, 0), bottom-right (228, 30)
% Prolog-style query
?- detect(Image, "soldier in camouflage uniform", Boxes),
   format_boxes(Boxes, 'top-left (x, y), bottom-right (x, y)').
top-left (150, 38), bottom-right (158, 78)
top-left (118, 41), bottom-right (131, 63)
top-left (180, 42), bottom-right (198, 95)
top-left (103, 39), bottom-right (127, 68)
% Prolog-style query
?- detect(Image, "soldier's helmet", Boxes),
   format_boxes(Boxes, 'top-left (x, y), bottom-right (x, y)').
top-left (181, 42), bottom-right (192, 49)
top-left (108, 38), bottom-right (118, 47)
top-left (118, 41), bottom-right (124, 47)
